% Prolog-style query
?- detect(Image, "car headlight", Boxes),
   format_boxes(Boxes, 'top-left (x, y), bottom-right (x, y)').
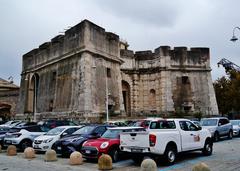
top-left (82, 141), bottom-right (88, 146)
top-left (100, 142), bottom-right (109, 149)
top-left (43, 138), bottom-right (53, 143)
top-left (67, 137), bottom-right (82, 142)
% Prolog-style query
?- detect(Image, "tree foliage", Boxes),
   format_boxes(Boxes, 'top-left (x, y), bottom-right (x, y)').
top-left (213, 70), bottom-right (240, 115)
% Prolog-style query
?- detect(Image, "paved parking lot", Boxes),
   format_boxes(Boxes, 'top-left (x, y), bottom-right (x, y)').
top-left (0, 137), bottom-right (240, 171)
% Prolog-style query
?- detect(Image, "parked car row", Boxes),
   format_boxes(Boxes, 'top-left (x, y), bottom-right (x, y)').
top-left (0, 117), bottom-right (240, 166)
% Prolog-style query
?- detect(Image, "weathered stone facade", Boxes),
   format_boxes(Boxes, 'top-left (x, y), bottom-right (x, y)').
top-left (120, 47), bottom-right (218, 117)
top-left (0, 78), bottom-right (19, 120)
top-left (17, 20), bottom-right (218, 122)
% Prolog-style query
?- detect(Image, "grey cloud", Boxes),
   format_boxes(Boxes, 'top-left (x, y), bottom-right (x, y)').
top-left (93, 0), bottom-right (181, 27)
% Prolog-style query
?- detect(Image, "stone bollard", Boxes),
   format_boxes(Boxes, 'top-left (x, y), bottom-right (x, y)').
top-left (7, 145), bottom-right (17, 156)
top-left (98, 154), bottom-right (113, 170)
top-left (69, 151), bottom-right (83, 165)
top-left (192, 162), bottom-right (211, 171)
top-left (24, 147), bottom-right (35, 159)
top-left (140, 158), bottom-right (157, 171)
top-left (44, 149), bottom-right (57, 162)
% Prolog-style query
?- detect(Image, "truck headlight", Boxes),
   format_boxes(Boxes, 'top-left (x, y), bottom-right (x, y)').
top-left (100, 142), bottom-right (109, 149)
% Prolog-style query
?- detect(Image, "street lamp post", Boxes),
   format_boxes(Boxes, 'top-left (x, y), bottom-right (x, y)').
top-left (230, 26), bottom-right (240, 42)
top-left (106, 75), bottom-right (109, 122)
top-left (33, 74), bottom-right (37, 122)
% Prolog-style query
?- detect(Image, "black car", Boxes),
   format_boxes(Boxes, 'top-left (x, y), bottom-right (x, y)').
top-left (0, 126), bottom-right (10, 146)
top-left (52, 125), bottom-right (111, 156)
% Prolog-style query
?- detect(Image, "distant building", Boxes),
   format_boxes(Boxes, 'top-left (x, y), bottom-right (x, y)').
top-left (0, 78), bottom-right (19, 120)
top-left (17, 20), bottom-right (218, 122)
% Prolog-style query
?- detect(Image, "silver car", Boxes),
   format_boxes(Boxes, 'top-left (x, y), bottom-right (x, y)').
top-left (200, 117), bottom-right (233, 142)
top-left (230, 120), bottom-right (240, 136)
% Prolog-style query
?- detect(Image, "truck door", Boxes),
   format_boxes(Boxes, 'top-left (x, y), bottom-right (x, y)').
top-left (179, 121), bottom-right (202, 151)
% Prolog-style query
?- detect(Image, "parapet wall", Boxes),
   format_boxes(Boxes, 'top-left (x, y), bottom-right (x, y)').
top-left (22, 20), bottom-right (120, 73)
top-left (120, 46), bottom-right (210, 71)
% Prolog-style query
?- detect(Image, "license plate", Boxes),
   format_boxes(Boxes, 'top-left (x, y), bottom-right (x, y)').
top-left (85, 150), bottom-right (91, 154)
top-left (57, 146), bottom-right (62, 150)
top-left (34, 145), bottom-right (39, 148)
top-left (5, 140), bottom-right (12, 144)
top-left (131, 148), bottom-right (143, 153)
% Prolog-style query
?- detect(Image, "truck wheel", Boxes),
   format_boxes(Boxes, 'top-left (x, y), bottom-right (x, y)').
top-left (213, 132), bottom-right (219, 142)
top-left (164, 146), bottom-right (176, 165)
top-left (132, 156), bottom-right (144, 164)
top-left (20, 140), bottom-right (32, 151)
top-left (109, 148), bottom-right (119, 163)
top-left (228, 130), bottom-right (233, 139)
top-left (202, 139), bottom-right (213, 156)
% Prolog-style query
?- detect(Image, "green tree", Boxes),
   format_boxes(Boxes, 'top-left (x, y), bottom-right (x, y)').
top-left (213, 71), bottom-right (240, 115)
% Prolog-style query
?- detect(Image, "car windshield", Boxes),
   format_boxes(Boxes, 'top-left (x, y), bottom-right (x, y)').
top-left (46, 127), bottom-right (65, 135)
top-left (102, 129), bottom-right (121, 139)
top-left (73, 126), bottom-right (95, 135)
top-left (230, 120), bottom-right (240, 125)
top-left (0, 127), bottom-right (9, 131)
top-left (201, 119), bottom-right (218, 126)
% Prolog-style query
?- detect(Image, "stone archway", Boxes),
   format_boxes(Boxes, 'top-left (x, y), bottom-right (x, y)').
top-left (0, 103), bottom-right (11, 120)
top-left (122, 80), bottom-right (131, 116)
top-left (149, 89), bottom-right (156, 111)
top-left (26, 73), bottom-right (39, 113)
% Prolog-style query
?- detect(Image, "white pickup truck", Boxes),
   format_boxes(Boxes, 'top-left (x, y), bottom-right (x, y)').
top-left (120, 119), bottom-right (213, 165)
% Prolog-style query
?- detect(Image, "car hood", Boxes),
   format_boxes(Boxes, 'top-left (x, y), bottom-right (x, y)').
top-left (233, 125), bottom-right (240, 129)
top-left (58, 134), bottom-right (87, 142)
top-left (84, 138), bottom-right (110, 147)
top-left (201, 126), bottom-right (216, 129)
top-left (35, 135), bottom-right (57, 141)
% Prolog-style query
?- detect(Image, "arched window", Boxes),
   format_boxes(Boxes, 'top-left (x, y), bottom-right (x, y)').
top-left (149, 89), bottom-right (156, 110)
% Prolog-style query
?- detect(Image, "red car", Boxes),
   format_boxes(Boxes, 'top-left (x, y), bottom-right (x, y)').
top-left (81, 127), bottom-right (145, 162)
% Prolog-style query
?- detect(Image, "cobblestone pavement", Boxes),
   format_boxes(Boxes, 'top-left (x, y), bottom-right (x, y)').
top-left (0, 137), bottom-right (240, 171)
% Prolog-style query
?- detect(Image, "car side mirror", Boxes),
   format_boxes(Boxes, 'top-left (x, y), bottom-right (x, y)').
top-left (218, 123), bottom-right (222, 126)
top-left (61, 132), bottom-right (68, 137)
top-left (197, 126), bottom-right (202, 130)
top-left (91, 132), bottom-right (100, 138)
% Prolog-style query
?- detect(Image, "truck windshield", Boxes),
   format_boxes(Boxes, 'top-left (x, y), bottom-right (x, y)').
top-left (201, 119), bottom-right (218, 126)
top-left (150, 121), bottom-right (176, 129)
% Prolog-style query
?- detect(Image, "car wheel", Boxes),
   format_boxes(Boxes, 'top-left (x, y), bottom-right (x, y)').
top-left (228, 130), bottom-right (233, 139)
top-left (20, 140), bottom-right (32, 151)
top-left (109, 148), bottom-right (120, 163)
top-left (202, 139), bottom-right (213, 156)
top-left (213, 132), bottom-right (219, 142)
top-left (164, 146), bottom-right (177, 165)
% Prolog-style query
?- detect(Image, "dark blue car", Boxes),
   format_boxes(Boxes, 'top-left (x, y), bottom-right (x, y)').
top-left (0, 126), bottom-right (10, 146)
top-left (52, 125), bottom-right (111, 156)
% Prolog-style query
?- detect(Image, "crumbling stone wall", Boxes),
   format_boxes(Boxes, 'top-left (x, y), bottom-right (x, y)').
top-left (120, 46), bottom-right (219, 117)
top-left (18, 20), bottom-right (124, 122)
top-left (17, 20), bottom-right (218, 121)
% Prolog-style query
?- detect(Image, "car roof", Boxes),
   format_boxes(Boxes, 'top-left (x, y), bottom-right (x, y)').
top-left (53, 125), bottom-right (83, 129)
top-left (201, 117), bottom-right (228, 120)
top-left (108, 126), bottom-right (144, 130)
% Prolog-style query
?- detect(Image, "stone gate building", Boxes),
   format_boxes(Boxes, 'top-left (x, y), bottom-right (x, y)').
top-left (17, 20), bottom-right (218, 122)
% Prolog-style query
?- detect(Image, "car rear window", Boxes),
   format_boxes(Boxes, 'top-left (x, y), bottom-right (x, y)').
top-left (150, 121), bottom-right (176, 129)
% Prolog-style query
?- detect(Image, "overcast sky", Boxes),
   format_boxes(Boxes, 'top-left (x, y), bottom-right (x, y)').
top-left (1, 0), bottom-right (240, 85)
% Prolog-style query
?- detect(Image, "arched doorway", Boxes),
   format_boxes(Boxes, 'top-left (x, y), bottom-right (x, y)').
top-left (0, 103), bottom-right (11, 120)
top-left (26, 73), bottom-right (39, 113)
top-left (122, 80), bottom-right (131, 116)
